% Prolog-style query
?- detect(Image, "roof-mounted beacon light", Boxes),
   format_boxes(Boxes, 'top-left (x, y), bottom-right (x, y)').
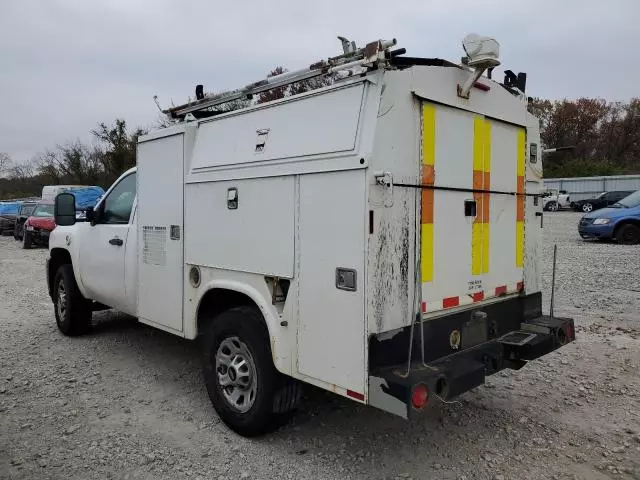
top-left (458, 34), bottom-right (500, 99)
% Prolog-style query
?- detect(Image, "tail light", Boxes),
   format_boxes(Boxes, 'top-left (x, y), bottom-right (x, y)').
top-left (566, 323), bottom-right (574, 341)
top-left (411, 384), bottom-right (429, 410)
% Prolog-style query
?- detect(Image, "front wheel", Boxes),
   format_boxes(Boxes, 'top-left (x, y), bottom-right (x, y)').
top-left (582, 203), bottom-right (594, 213)
top-left (53, 264), bottom-right (93, 336)
top-left (202, 306), bottom-right (299, 437)
top-left (616, 224), bottom-right (640, 245)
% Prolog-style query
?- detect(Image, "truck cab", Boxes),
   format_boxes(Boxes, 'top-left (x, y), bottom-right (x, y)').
top-left (47, 168), bottom-right (138, 318)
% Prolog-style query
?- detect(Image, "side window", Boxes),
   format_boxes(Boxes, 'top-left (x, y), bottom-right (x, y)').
top-left (102, 173), bottom-right (137, 224)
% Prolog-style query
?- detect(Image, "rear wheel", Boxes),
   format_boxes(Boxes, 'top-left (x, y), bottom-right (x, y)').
top-left (22, 231), bottom-right (32, 249)
top-left (582, 203), bottom-right (593, 213)
top-left (53, 264), bottom-right (93, 336)
top-left (547, 201), bottom-right (558, 212)
top-left (616, 224), bottom-right (640, 245)
top-left (202, 306), bottom-right (299, 437)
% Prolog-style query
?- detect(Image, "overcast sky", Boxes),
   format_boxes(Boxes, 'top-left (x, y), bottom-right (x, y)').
top-left (1, 0), bottom-right (638, 163)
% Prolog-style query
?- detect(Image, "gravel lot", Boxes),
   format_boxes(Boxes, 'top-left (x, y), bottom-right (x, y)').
top-left (1, 212), bottom-right (639, 480)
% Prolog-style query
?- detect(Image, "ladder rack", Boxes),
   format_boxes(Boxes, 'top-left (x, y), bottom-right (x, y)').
top-left (164, 37), bottom-right (397, 120)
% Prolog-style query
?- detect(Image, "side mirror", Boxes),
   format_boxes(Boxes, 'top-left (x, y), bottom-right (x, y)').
top-left (85, 206), bottom-right (95, 224)
top-left (54, 193), bottom-right (77, 226)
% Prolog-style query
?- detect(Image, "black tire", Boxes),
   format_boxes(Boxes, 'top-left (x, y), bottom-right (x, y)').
top-left (582, 203), bottom-right (594, 213)
top-left (53, 264), bottom-right (93, 336)
top-left (22, 231), bottom-right (32, 249)
top-left (202, 306), bottom-right (298, 437)
top-left (616, 223), bottom-right (640, 245)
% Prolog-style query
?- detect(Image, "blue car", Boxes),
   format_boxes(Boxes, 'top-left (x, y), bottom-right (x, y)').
top-left (578, 190), bottom-right (640, 244)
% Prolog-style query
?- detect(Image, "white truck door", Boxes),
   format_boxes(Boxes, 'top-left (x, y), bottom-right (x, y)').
top-left (420, 103), bottom-right (526, 314)
top-left (136, 134), bottom-right (184, 333)
top-left (78, 172), bottom-right (136, 313)
top-left (297, 170), bottom-right (366, 396)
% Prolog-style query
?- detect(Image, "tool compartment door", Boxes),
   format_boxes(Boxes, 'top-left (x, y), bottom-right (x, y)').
top-left (420, 103), bottom-right (525, 315)
top-left (296, 170), bottom-right (366, 395)
top-left (136, 134), bottom-right (184, 333)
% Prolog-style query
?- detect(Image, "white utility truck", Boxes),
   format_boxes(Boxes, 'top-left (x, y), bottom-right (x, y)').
top-left (48, 35), bottom-right (575, 436)
top-left (541, 188), bottom-right (571, 211)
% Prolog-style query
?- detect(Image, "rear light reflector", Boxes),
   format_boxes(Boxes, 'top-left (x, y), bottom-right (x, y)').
top-left (443, 296), bottom-right (460, 309)
top-left (347, 390), bottom-right (365, 402)
top-left (411, 384), bottom-right (429, 410)
top-left (566, 323), bottom-right (574, 340)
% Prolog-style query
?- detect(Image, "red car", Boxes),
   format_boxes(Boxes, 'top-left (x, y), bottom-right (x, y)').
top-left (23, 202), bottom-right (55, 249)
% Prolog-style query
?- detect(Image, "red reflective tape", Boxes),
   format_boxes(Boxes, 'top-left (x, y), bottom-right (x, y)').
top-left (421, 302), bottom-right (427, 313)
top-left (472, 291), bottom-right (484, 302)
top-left (347, 390), bottom-right (365, 402)
top-left (495, 285), bottom-right (507, 296)
top-left (474, 82), bottom-right (491, 92)
top-left (443, 296), bottom-right (460, 309)
top-left (516, 281), bottom-right (524, 292)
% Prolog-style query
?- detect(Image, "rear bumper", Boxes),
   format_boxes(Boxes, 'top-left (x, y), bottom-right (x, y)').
top-left (367, 294), bottom-right (575, 418)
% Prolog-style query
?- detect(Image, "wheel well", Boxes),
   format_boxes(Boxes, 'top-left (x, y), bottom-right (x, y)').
top-left (48, 248), bottom-right (72, 299)
top-left (196, 288), bottom-right (260, 337)
top-left (613, 219), bottom-right (640, 238)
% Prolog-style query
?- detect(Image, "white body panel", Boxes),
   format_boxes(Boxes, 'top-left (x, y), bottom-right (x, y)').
top-left (190, 84), bottom-right (364, 172)
top-left (184, 176), bottom-right (295, 278)
top-left (297, 170), bottom-right (367, 393)
top-left (137, 134), bottom-right (185, 333)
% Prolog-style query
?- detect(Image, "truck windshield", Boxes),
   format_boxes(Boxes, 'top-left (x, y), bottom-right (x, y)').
top-left (616, 191), bottom-right (640, 208)
top-left (33, 205), bottom-right (54, 217)
top-left (21, 205), bottom-right (36, 216)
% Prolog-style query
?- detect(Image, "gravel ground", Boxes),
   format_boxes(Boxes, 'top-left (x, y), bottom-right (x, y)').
top-left (1, 212), bottom-right (639, 480)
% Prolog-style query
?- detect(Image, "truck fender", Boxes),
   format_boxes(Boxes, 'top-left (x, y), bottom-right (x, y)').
top-left (48, 246), bottom-right (89, 301)
top-left (193, 278), bottom-right (289, 373)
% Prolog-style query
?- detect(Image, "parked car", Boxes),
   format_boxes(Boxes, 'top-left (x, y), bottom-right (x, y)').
top-left (13, 201), bottom-right (37, 240)
top-left (0, 202), bottom-right (20, 235)
top-left (572, 190), bottom-right (635, 213)
top-left (541, 189), bottom-right (571, 211)
top-left (578, 190), bottom-right (640, 244)
top-left (23, 202), bottom-right (55, 249)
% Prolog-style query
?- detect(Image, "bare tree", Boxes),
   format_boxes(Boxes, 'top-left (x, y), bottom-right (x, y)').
top-left (0, 152), bottom-right (13, 178)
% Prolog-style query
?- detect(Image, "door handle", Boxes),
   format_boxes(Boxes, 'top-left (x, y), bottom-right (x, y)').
top-left (109, 237), bottom-right (123, 246)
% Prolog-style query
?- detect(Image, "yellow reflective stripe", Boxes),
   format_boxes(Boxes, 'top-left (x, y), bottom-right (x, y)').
top-left (422, 105), bottom-right (436, 167)
top-left (482, 224), bottom-right (490, 274)
top-left (421, 104), bottom-right (436, 283)
top-left (516, 128), bottom-right (526, 268)
top-left (472, 117), bottom-right (491, 275)
top-left (516, 221), bottom-right (525, 267)
top-left (517, 129), bottom-right (526, 177)
top-left (482, 120), bottom-right (491, 274)
top-left (421, 224), bottom-right (434, 282)
top-left (471, 223), bottom-right (483, 275)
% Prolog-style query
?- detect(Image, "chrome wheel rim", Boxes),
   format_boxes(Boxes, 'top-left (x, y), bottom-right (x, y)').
top-left (583, 204), bottom-right (592, 212)
top-left (215, 337), bottom-right (257, 413)
top-left (56, 280), bottom-right (67, 319)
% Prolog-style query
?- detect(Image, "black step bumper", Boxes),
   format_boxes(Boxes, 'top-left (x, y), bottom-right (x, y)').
top-left (368, 313), bottom-right (575, 419)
